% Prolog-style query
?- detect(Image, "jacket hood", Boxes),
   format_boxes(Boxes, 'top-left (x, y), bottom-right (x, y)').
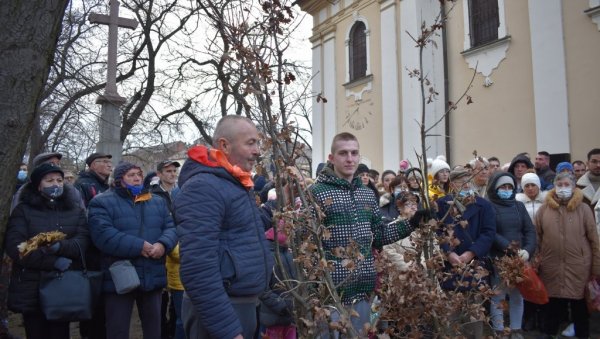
top-left (18, 183), bottom-right (79, 211)
top-left (544, 187), bottom-right (584, 212)
top-left (487, 172), bottom-right (517, 205)
top-left (178, 155), bottom-right (241, 189)
top-left (508, 155), bottom-right (534, 175)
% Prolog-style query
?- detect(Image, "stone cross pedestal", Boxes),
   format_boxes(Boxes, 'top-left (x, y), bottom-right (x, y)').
top-left (89, 0), bottom-right (137, 165)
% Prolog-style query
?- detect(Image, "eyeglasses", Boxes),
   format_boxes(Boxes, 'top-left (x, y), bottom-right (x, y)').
top-left (94, 159), bottom-right (113, 165)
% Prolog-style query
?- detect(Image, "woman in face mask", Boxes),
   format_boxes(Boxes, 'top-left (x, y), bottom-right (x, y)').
top-left (486, 172), bottom-right (537, 338)
top-left (5, 163), bottom-right (89, 339)
top-left (535, 172), bottom-right (600, 338)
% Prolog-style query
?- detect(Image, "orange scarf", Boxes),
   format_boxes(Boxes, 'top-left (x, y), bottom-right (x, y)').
top-left (188, 145), bottom-right (254, 190)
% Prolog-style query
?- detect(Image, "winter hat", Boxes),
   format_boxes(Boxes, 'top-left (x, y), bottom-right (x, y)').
top-left (521, 173), bottom-right (541, 189)
top-left (32, 152), bottom-right (62, 167)
top-left (430, 157), bottom-right (450, 177)
top-left (494, 175), bottom-right (515, 190)
top-left (113, 161), bottom-right (142, 188)
top-left (85, 152), bottom-right (112, 167)
top-left (355, 163), bottom-right (370, 177)
top-left (267, 188), bottom-right (277, 201)
top-left (449, 168), bottom-right (470, 182)
top-left (30, 163), bottom-right (64, 188)
top-left (405, 168), bottom-right (423, 180)
top-left (556, 162), bottom-right (574, 174)
top-left (399, 159), bottom-right (411, 172)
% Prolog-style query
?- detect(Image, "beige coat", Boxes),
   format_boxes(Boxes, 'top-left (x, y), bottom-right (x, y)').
top-left (535, 188), bottom-right (600, 299)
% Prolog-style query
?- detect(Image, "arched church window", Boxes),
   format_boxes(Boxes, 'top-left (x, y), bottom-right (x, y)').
top-left (349, 21), bottom-right (367, 81)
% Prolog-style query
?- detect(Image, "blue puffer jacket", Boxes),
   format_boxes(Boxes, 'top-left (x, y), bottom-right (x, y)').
top-left (174, 156), bottom-right (273, 339)
top-left (88, 188), bottom-right (177, 293)
top-left (437, 193), bottom-right (496, 290)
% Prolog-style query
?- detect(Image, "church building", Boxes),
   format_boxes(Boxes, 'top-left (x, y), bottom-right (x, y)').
top-left (298, 0), bottom-right (600, 174)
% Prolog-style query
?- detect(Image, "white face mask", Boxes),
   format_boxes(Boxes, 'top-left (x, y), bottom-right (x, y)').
top-left (556, 187), bottom-right (573, 200)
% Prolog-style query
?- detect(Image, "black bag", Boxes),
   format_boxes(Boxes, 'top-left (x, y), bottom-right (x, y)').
top-left (39, 242), bottom-right (103, 321)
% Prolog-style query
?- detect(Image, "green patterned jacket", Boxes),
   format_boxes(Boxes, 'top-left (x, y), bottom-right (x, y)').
top-left (310, 167), bottom-right (414, 304)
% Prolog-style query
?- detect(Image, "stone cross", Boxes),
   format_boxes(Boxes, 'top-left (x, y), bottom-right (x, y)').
top-left (89, 0), bottom-right (138, 165)
top-left (89, 0), bottom-right (138, 102)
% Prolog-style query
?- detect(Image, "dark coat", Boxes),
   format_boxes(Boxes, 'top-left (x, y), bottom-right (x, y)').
top-left (436, 193), bottom-right (496, 290)
top-left (88, 188), bottom-right (177, 293)
top-left (74, 170), bottom-right (110, 207)
top-left (149, 184), bottom-right (180, 214)
top-left (5, 184), bottom-right (89, 314)
top-left (486, 172), bottom-right (537, 259)
top-left (174, 158), bottom-right (273, 339)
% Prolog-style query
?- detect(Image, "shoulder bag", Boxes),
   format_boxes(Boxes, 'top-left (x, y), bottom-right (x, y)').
top-left (39, 241), bottom-right (103, 321)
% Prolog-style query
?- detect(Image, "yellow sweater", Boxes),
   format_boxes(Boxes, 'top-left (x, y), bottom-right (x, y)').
top-left (166, 244), bottom-right (183, 291)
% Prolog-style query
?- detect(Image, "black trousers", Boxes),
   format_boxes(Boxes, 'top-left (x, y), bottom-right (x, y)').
top-left (23, 312), bottom-right (69, 339)
top-left (541, 297), bottom-right (589, 337)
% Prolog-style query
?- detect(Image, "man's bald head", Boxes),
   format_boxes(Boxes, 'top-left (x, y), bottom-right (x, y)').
top-left (212, 115), bottom-right (255, 148)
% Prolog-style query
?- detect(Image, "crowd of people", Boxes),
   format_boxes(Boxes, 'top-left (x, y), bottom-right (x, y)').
top-left (6, 119), bottom-right (600, 339)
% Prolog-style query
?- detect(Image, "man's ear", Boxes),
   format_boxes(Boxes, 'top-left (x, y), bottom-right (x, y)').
top-left (327, 153), bottom-right (334, 162)
top-left (217, 138), bottom-right (230, 155)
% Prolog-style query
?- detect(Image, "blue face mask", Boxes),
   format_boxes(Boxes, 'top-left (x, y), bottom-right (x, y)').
top-left (17, 170), bottom-right (27, 181)
top-left (458, 189), bottom-right (473, 198)
top-left (497, 189), bottom-right (513, 200)
top-left (125, 183), bottom-right (144, 196)
top-left (41, 185), bottom-right (64, 199)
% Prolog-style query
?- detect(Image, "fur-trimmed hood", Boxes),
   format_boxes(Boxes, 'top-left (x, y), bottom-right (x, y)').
top-left (544, 187), bottom-right (584, 212)
top-left (17, 182), bottom-right (80, 211)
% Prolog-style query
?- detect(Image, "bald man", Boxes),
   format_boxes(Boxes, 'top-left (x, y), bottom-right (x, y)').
top-left (175, 116), bottom-right (272, 339)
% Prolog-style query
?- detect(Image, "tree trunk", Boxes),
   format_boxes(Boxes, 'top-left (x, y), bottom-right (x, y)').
top-left (0, 0), bottom-right (69, 246)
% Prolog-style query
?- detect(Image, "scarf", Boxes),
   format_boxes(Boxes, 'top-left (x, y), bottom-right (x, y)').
top-left (188, 145), bottom-right (254, 189)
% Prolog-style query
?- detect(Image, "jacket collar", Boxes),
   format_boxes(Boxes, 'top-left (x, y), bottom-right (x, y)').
top-left (544, 187), bottom-right (584, 212)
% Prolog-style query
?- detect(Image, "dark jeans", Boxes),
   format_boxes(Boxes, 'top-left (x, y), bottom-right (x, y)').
top-left (105, 289), bottom-right (162, 339)
top-left (542, 297), bottom-right (589, 337)
top-left (182, 292), bottom-right (257, 339)
top-left (172, 290), bottom-right (184, 339)
top-left (23, 312), bottom-right (69, 339)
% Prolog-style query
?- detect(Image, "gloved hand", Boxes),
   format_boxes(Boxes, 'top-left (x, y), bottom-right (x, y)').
top-left (41, 241), bottom-right (61, 255)
top-left (409, 209), bottom-right (436, 228)
top-left (518, 249), bottom-right (529, 261)
top-left (53, 257), bottom-right (72, 272)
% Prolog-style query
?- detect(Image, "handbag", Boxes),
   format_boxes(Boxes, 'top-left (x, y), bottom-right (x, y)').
top-left (585, 277), bottom-right (600, 312)
top-left (109, 259), bottom-right (140, 294)
top-left (516, 264), bottom-right (549, 305)
top-left (39, 241), bottom-right (103, 321)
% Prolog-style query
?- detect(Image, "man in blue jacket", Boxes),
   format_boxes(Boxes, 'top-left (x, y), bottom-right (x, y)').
top-left (175, 115), bottom-right (272, 339)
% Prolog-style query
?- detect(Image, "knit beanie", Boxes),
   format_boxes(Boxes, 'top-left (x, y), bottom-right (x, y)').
top-left (430, 158), bottom-right (450, 177)
top-left (355, 163), bottom-right (370, 177)
top-left (494, 175), bottom-right (515, 190)
top-left (556, 162), bottom-right (574, 174)
top-left (30, 163), bottom-right (64, 188)
top-left (113, 162), bottom-right (141, 188)
top-left (521, 173), bottom-right (541, 189)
